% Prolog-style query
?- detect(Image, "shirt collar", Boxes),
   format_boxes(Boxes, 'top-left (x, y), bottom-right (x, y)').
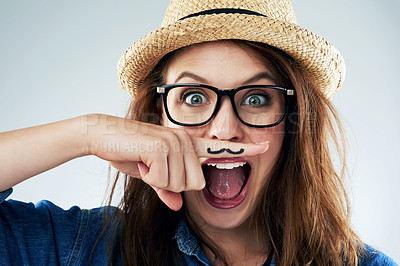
top-left (174, 219), bottom-right (212, 265)
top-left (174, 218), bottom-right (275, 266)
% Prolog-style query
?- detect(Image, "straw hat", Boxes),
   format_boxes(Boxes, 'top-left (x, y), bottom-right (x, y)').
top-left (118, 0), bottom-right (345, 99)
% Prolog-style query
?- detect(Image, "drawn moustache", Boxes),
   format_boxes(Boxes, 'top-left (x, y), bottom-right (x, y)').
top-left (207, 147), bottom-right (245, 155)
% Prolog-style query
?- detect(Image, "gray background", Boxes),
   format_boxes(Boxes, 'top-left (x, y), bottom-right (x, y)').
top-left (0, 0), bottom-right (399, 262)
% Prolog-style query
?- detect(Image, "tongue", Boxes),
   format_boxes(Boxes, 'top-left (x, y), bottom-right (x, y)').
top-left (205, 166), bottom-right (246, 199)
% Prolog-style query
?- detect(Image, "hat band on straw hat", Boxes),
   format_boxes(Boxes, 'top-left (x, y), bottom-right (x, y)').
top-left (178, 8), bottom-right (268, 21)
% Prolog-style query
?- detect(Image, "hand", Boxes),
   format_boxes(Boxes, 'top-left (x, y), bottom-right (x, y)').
top-left (85, 114), bottom-right (269, 211)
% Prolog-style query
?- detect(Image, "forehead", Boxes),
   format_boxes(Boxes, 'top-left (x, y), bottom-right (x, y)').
top-left (164, 41), bottom-right (278, 86)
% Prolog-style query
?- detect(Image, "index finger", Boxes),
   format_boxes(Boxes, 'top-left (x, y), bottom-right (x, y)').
top-left (191, 137), bottom-right (269, 158)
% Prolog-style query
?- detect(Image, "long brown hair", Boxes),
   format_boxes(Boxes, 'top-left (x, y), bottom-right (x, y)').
top-left (105, 40), bottom-right (364, 265)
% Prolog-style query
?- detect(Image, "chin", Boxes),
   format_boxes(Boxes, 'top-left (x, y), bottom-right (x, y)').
top-left (183, 190), bottom-right (256, 230)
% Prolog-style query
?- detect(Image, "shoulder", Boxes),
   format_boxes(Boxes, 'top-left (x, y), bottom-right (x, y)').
top-left (1, 196), bottom-right (111, 233)
top-left (0, 189), bottom-right (118, 228)
top-left (0, 189), bottom-right (121, 264)
top-left (359, 244), bottom-right (398, 266)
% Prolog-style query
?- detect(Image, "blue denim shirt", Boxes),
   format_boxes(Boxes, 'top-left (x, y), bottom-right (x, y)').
top-left (0, 188), bottom-right (397, 265)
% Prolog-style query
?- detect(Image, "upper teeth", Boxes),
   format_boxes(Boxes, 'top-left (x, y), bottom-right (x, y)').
top-left (206, 162), bottom-right (247, 169)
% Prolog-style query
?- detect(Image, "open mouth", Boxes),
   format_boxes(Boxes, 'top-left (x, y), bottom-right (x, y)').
top-left (202, 160), bottom-right (251, 204)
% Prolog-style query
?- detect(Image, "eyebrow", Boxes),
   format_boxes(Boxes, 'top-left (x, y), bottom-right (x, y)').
top-left (242, 72), bottom-right (276, 84)
top-left (173, 71), bottom-right (276, 85)
top-left (174, 72), bottom-right (209, 84)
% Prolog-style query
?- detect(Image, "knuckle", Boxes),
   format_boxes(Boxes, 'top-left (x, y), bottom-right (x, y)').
top-left (160, 181), bottom-right (169, 189)
top-left (198, 178), bottom-right (206, 189)
top-left (177, 129), bottom-right (191, 142)
top-left (176, 131), bottom-right (194, 154)
top-left (181, 134), bottom-right (193, 150)
top-left (153, 177), bottom-right (169, 189)
top-left (161, 143), bottom-right (170, 154)
top-left (178, 182), bottom-right (186, 192)
top-left (189, 175), bottom-right (206, 190)
top-left (141, 175), bottom-right (155, 187)
top-left (165, 130), bottom-right (180, 143)
top-left (155, 139), bottom-right (169, 154)
top-left (172, 184), bottom-right (185, 193)
top-left (187, 182), bottom-right (201, 191)
top-left (141, 170), bottom-right (169, 188)
top-left (169, 177), bottom-right (185, 192)
top-left (163, 132), bottom-right (180, 153)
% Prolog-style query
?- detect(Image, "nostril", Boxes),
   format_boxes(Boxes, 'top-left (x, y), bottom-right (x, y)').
top-left (211, 135), bottom-right (240, 142)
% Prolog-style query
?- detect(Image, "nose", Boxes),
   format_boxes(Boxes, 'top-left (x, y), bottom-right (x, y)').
top-left (207, 97), bottom-right (244, 141)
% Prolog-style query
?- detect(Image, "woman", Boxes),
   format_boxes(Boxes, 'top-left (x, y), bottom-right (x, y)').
top-left (0, 0), bottom-right (397, 265)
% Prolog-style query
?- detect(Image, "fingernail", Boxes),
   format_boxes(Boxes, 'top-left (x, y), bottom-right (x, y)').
top-left (256, 141), bottom-right (269, 152)
top-left (198, 157), bottom-right (208, 164)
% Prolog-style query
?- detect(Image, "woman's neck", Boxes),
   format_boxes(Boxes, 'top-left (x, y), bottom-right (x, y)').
top-left (200, 221), bottom-right (269, 266)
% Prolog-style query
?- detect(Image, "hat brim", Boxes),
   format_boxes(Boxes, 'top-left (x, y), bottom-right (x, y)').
top-left (118, 13), bottom-right (345, 99)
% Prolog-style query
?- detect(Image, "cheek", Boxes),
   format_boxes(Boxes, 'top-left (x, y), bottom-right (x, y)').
top-left (180, 126), bottom-right (208, 138)
top-left (249, 123), bottom-right (285, 185)
top-left (161, 111), bottom-right (208, 137)
top-left (161, 111), bottom-right (181, 129)
top-left (160, 110), bottom-right (169, 127)
top-left (245, 122), bottom-right (285, 144)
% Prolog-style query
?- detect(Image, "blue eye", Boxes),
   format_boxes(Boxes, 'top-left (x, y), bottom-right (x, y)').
top-left (184, 93), bottom-right (207, 105)
top-left (242, 95), bottom-right (267, 106)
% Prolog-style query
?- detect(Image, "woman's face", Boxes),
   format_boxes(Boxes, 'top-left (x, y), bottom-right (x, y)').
top-left (161, 41), bottom-right (285, 232)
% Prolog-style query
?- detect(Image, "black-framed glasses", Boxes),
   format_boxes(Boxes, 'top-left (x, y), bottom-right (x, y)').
top-left (156, 83), bottom-right (295, 128)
